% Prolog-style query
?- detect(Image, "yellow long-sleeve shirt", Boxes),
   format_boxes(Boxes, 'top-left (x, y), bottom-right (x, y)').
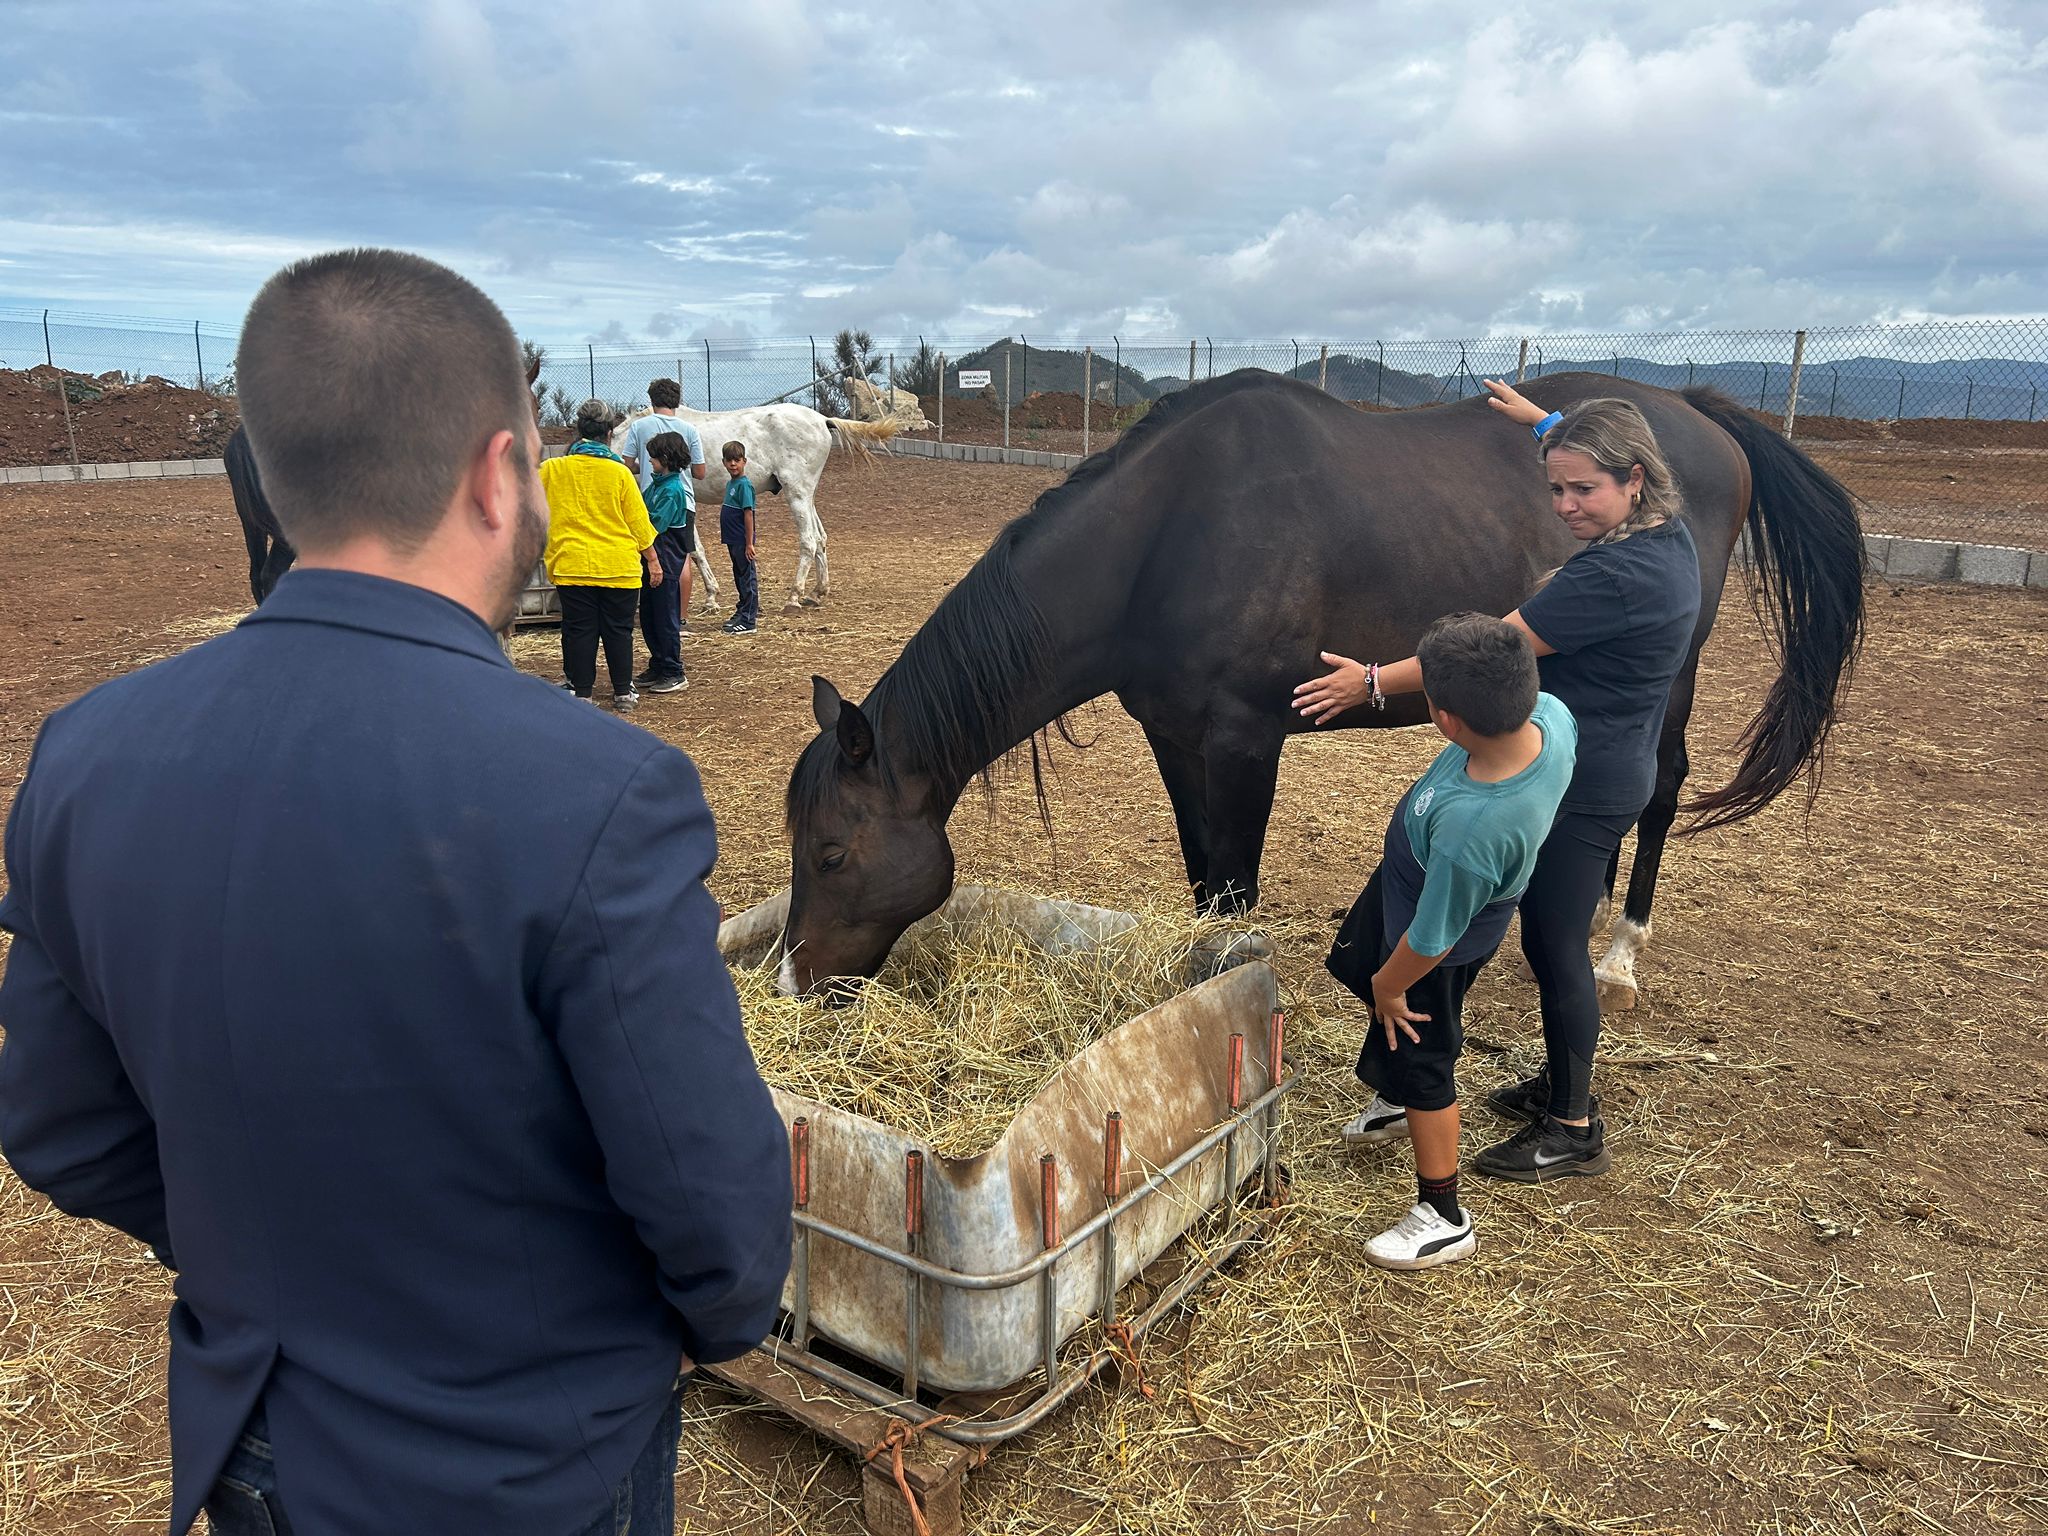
top-left (540, 450), bottom-right (655, 588)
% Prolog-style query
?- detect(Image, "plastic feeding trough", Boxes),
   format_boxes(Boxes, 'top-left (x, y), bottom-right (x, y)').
top-left (708, 885), bottom-right (1297, 1532)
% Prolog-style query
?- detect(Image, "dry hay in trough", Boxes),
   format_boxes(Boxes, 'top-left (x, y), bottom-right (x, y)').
top-left (734, 903), bottom-right (1247, 1157)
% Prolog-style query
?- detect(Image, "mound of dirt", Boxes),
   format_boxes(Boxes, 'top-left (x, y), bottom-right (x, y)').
top-left (0, 366), bottom-right (239, 467)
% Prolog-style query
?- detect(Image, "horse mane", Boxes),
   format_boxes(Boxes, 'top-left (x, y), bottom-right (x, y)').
top-left (786, 527), bottom-right (1068, 835)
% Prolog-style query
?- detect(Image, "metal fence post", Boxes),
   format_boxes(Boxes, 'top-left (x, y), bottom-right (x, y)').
top-left (193, 321), bottom-right (206, 393)
top-left (677, 358), bottom-right (685, 407)
top-left (1020, 336), bottom-right (1027, 404)
top-left (1757, 362), bottom-right (1768, 412)
top-left (1686, 358), bottom-right (1695, 388)
top-left (1964, 376), bottom-right (1975, 420)
top-left (1896, 372), bottom-right (1906, 420)
top-left (1375, 342), bottom-right (1384, 406)
top-left (1082, 346), bottom-right (1092, 457)
top-left (1003, 348), bottom-right (1011, 451)
top-left (936, 352), bottom-right (945, 443)
top-left (1206, 337), bottom-right (1213, 379)
top-left (1318, 343), bottom-right (1328, 393)
top-left (586, 344), bottom-right (595, 400)
top-left (809, 336), bottom-right (819, 411)
top-left (1291, 339), bottom-right (1299, 380)
top-left (1828, 367), bottom-right (1839, 417)
top-left (1782, 329), bottom-right (1807, 439)
top-left (43, 309), bottom-right (80, 467)
top-left (1187, 340), bottom-right (1195, 386)
top-left (1112, 336), bottom-right (1121, 413)
top-left (2031, 383), bottom-right (2038, 422)
top-left (1515, 338), bottom-right (1528, 385)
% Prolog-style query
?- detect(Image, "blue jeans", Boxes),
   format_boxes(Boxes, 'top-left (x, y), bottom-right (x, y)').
top-left (725, 542), bottom-right (759, 628)
top-left (204, 1389), bottom-right (683, 1536)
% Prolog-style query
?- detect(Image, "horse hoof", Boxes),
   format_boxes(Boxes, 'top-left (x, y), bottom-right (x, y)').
top-left (1596, 974), bottom-right (1639, 1011)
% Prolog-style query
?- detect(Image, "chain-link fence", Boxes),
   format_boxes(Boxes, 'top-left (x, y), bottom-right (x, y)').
top-left (6, 307), bottom-right (2045, 551)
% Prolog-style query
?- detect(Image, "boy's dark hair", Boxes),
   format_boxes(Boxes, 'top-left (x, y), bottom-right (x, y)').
top-left (646, 431), bottom-right (688, 472)
top-left (648, 377), bottom-right (681, 409)
top-left (236, 248), bottom-right (532, 555)
top-left (574, 399), bottom-right (615, 441)
top-left (721, 440), bottom-right (746, 462)
top-left (1417, 613), bottom-right (1539, 737)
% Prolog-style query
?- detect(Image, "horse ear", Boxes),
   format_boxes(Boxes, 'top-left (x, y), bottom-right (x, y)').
top-left (836, 698), bottom-right (875, 767)
top-left (811, 675), bottom-right (842, 732)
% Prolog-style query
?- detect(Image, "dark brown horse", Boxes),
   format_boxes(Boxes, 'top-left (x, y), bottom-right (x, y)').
top-left (782, 371), bottom-right (1865, 999)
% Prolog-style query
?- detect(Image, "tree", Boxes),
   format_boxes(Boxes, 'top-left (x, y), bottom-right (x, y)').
top-left (898, 341), bottom-right (941, 399)
top-left (811, 328), bottom-right (880, 416)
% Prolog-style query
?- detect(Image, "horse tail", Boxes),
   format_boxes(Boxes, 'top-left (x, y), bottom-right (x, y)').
top-left (1680, 386), bottom-right (1868, 833)
top-left (826, 416), bottom-right (897, 462)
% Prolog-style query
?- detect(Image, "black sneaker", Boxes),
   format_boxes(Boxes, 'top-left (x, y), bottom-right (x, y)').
top-left (1472, 1111), bottom-right (1611, 1183)
top-left (726, 622), bottom-right (757, 635)
top-left (632, 667), bottom-right (661, 687)
top-left (1486, 1070), bottom-right (1552, 1122)
top-left (644, 674), bottom-right (688, 694)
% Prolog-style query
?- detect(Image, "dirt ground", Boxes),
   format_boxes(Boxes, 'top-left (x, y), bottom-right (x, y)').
top-left (1, 457), bottom-right (2046, 1535)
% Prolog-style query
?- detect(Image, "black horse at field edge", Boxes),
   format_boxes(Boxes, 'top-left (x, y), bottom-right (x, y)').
top-left (782, 370), bottom-right (1866, 998)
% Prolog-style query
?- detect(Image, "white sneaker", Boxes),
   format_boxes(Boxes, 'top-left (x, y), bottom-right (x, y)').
top-left (1341, 1094), bottom-right (1410, 1147)
top-left (1365, 1203), bottom-right (1476, 1272)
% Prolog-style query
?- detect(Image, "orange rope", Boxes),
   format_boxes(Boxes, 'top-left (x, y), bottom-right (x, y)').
top-left (1104, 1321), bottom-right (1156, 1400)
top-left (863, 1413), bottom-right (959, 1536)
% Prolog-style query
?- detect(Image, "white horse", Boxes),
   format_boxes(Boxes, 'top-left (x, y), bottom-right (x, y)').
top-left (612, 404), bottom-right (895, 609)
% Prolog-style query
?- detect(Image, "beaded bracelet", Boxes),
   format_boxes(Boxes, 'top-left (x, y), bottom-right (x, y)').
top-left (1366, 661), bottom-right (1386, 711)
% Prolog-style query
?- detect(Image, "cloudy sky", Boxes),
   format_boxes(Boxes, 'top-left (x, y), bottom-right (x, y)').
top-left (1, 0), bottom-right (2043, 345)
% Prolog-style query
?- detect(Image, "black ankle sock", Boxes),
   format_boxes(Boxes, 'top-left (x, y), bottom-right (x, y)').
top-left (1417, 1172), bottom-right (1461, 1224)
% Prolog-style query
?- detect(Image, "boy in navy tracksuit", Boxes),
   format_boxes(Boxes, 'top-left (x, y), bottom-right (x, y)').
top-left (718, 440), bottom-right (758, 635)
top-left (1327, 614), bottom-right (1576, 1271)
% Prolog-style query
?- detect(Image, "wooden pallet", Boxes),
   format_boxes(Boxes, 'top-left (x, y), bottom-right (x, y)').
top-left (705, 1350), bottom-right (992, 1536)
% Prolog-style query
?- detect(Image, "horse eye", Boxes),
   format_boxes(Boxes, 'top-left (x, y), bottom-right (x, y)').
top-left (820, 848), bottom-right (848, 873)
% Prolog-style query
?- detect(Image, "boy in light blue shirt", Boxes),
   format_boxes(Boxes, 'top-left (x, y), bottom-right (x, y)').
top-left (1326, 613), bottom-right (1576, 1271)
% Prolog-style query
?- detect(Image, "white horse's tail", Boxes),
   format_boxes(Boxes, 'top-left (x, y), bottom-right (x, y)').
top-left (825, 416), bottom-right (897, 462)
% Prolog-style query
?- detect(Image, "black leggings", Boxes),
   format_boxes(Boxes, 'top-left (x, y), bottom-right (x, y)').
top-left (1518, 805), bottom-right (1638, 1120)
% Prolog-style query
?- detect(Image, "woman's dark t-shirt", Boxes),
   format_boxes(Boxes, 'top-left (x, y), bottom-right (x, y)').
top-left (1518, 519), bottom-right (1701, 815)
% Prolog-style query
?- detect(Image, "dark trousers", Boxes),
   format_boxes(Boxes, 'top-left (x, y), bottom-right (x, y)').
top-left (1331, 865), bottom-right (1496, 1112)
top-left (204, 1388), bottom-right (685, 1536)
top-left (726, 542), bottom-right (759, 627)
top-left (638, 530), bottom-right (689, 677)
top-left (558, 585), bottom-right (639, 697)
top-left (1518, 806), bottom-right (1639, 1120)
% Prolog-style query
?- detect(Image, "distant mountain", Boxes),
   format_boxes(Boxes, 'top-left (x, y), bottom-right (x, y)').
top-left (941, 340), bottom-right (1155, 403)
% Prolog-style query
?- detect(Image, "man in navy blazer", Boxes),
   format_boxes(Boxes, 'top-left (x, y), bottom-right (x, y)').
top-left (0, 249), bottom-right (792, 1536)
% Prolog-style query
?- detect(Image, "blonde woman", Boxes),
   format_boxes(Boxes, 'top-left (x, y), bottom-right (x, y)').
top-left (1296, 381), bottom-right (1701, 1184)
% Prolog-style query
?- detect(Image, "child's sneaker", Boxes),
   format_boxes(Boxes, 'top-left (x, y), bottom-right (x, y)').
top-left (1365, 1203), bottom-right (1476, 1271)
top-left (1472, 1111), bottom-right (1611, 1182)
top-left (644, 674), bottom-right (688, 694)
top-left (1340, 1094), bottom-right (1409, 1147)
top-left (724, 621), bottom-right (757, 636)
top-left (613, 689), bottom-right (640, 714)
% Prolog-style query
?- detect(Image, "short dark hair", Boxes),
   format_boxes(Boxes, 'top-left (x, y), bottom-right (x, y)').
top-left (648, 377), bottom-right (681, 409)
top-left (646, 431), bottom-right (689, 472)
top-left (236, 249), bottom-right (530, 554)
top-left (721, 440), bottom-right (746, 462)
top-left (574, 399), bottom-right (616, 440)
top-left (1417, 613), bottom-right (1539, 737)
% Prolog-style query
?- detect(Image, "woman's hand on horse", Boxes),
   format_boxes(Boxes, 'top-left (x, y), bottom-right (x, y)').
top-left (1481, 378), bottom-right (1547, 426)
top-left (1293, 651), bottom-right (1368, 725)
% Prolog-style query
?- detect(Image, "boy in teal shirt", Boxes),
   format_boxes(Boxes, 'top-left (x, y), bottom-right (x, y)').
top-left (1326, 614), bottom-right (1576, 1270)
top-left (718, 440), bottom-right (758, 635)
top-left (634, 431), bottom-right (695, 692)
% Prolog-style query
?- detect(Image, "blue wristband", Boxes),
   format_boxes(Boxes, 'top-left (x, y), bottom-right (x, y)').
top-left (1531, 410), bottom-right (1565, 441)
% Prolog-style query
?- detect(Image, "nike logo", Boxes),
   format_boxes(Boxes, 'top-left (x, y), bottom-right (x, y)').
top-left (1532, 1148), bottom-right (1589, 1167)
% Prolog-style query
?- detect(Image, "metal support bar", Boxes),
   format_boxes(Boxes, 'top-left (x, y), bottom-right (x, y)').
top-left (1222, 1032), bottom-right (1244, 1214)
top-left (904, 1151), bottom-right (925, 1402)
top-left (1318, 343), bottom-right (1329, 393)
top-left (1098, 1111), bottom-right (1121, 1326)
top-left (1782, 329), bottom-right (1808, 439)
top-left (1082, 346), bottom-right (1092, 458)
top-left (1038, 1155), bottom-right (1059, 1389)
top-left (791, 1119), bottom-right (812, 1350)
top-left (1515, 338), bottom-right (1528, 385)
top-left (1262, 1012), bottom-right (1286, 1201)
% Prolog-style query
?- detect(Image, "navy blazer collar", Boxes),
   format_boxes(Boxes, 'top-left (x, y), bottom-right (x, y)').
top-left (240, 569), bottom-right (512, 668)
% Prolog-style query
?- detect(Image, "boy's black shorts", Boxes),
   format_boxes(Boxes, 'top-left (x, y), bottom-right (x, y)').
top-left (1327, 863), bottom-right (1499, 1112)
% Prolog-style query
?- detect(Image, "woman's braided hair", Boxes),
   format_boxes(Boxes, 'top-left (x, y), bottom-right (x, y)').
top-left (1537, 397), bottom-right (1681, 545)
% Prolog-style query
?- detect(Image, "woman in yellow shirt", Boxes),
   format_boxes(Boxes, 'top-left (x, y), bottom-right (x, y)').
top-left (539, 400), bottom-right (661, 710)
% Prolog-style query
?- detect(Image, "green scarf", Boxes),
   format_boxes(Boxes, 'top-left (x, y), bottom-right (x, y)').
top-left (567, 439), bottom-right (624, 464)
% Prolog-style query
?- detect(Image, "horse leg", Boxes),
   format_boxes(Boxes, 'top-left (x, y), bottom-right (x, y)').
top-left (1198, 715), bottom-right (1284, 913)
top-left (787, 488), bottom-right (827, 608)
top-left (1139, 722), bottom-right (1210, 907)
top-left (1595, 664), bottom-right (1698, 1010)
top-left (690, 544), bottom-right (722, 611)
